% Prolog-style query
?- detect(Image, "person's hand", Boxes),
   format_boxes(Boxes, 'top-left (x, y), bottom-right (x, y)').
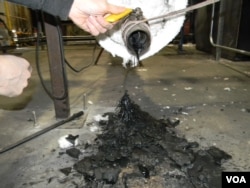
top-left (0, 55), bottom-right (32, 97)
top-left (69, 0), bottom-right (126, 36)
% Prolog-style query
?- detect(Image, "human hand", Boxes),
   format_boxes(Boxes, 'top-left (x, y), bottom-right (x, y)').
top-left (0, 55), bottom-right (32, 97)
top-left (68, 0), bottom-right (126, 36)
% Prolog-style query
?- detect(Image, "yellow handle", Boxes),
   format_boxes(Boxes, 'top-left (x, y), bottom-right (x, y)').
top-left (105, 8), bottom-right (132, 23)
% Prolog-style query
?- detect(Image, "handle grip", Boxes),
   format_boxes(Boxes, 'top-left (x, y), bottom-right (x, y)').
top-left (105, 8), bottom-right (132, 23)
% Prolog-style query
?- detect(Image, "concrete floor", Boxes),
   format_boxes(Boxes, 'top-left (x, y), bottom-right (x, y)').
top-left (0, 44), bottom-right (250, 187)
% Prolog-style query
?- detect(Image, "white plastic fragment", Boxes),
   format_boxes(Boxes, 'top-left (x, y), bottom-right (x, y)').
top-left (136, 68), bottom-right (147, 72)
top-left (241, 108), bottom-right (246, 113)
top-left (184, 87), bottom-right (193, 91)
top-left (163, 106), bottom-right (170, 109)
top-left (186, 106), bottom-right (196, 110)
top-left (94, 114), bottom-right (109, 122)
top-left (224, 87), bottom-right (231, 91)
top-left (90, 125), bottom-right (99, 132)
top-left (88, 100), bottom-right (93, 104)
top-left (181, 112), bottom-right (189, 115)
top-left (58, 135), bottom-right (79, 149)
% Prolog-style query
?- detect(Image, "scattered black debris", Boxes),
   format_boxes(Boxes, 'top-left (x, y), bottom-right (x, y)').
top-left (207, 146), bottom-right (232, 165)
top-left (27, 118), bottom-right (33, 122)
top-left (165, 117), bottom-right (180, 127)
top-left (71, 92), bottom-right (232, 187)
top-left (59, 167), bottom-right (72, 176)
top-left (47, 177), bottom-right (52, 184)
top-left (84, 142), bottom-right (90, 149)
top-left (58, 151), bottom-right (65, 156)
top-left (51, 149), bottom-right (56, 153)
top-left (99, 120), bottom-right (108, 126)
top-left (47, 176), bottom-right (56, 184)
top-left (138, 164), bottom-right (150, 178)
top-left (66, 148), bottom-right (81, 159)
top-left (173, 107), bottom-right (184, 115)
top-left (65, 134), bottom-right (79, 145)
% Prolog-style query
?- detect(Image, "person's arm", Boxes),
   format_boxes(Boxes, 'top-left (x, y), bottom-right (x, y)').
top-left (7, 0), bottom-right (73, 20)
top-left (7, 0), bottom-right (126, 36)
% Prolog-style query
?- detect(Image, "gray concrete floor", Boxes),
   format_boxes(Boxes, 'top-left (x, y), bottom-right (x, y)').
top-left (0, 44), bottom-right (250, 187)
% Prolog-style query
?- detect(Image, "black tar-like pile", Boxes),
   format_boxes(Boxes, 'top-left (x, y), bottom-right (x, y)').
top-left (72, 92), bottom-right (232, 188)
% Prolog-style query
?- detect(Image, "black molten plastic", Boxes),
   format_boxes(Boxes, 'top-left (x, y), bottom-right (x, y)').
top-left (127, 30), bottom-right (151, 62)
top-left (72, 93), bottom-right (231, 187)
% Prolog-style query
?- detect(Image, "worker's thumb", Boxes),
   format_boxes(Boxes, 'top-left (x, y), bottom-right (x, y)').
top-left (107, 4), bottom-right (126, 14)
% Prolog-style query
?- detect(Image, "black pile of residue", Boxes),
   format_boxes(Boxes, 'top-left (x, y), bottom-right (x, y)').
top-left (73, 92), bottom-right (231, 188)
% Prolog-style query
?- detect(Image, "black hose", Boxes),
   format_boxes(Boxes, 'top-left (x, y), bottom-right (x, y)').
top-left (35, 11), bottom-right (104, 99)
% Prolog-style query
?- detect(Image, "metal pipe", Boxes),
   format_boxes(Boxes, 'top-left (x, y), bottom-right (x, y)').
top-left (209, 2), bottom-right (250, 56)
top-left (215, 0), bottom-right (225, 61)
top-left (0, 111), bottom-right (84, 154)
top-left (121, 8), bottom-right (151, 60)
top-left (141, 0), bottom-right (221, 23)
top-left (15, 35), bottom-right (96, 44)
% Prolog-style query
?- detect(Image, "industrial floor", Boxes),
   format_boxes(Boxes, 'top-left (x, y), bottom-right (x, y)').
top-left (0, 44), bottom-right (250, 187)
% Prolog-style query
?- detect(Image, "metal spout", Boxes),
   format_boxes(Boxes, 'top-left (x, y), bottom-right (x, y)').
top-left (121, 8), bottom-right (151, 61)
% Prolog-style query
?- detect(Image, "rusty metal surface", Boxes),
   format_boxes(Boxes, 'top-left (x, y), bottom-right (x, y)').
top-left (43, 13), bottom-right (70, 118)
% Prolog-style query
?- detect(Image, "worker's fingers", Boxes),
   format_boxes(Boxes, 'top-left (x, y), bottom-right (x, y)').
top-left (96, 16), bottom-right (113, 30)
top-left (19, 57), bottom-right (33, 73)
top-left (87, 16), bottom-right (108, 36)
top-left (81, 22), bottom-right (91, 33)
top-left (86, 17), bottom-right (101, 36)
